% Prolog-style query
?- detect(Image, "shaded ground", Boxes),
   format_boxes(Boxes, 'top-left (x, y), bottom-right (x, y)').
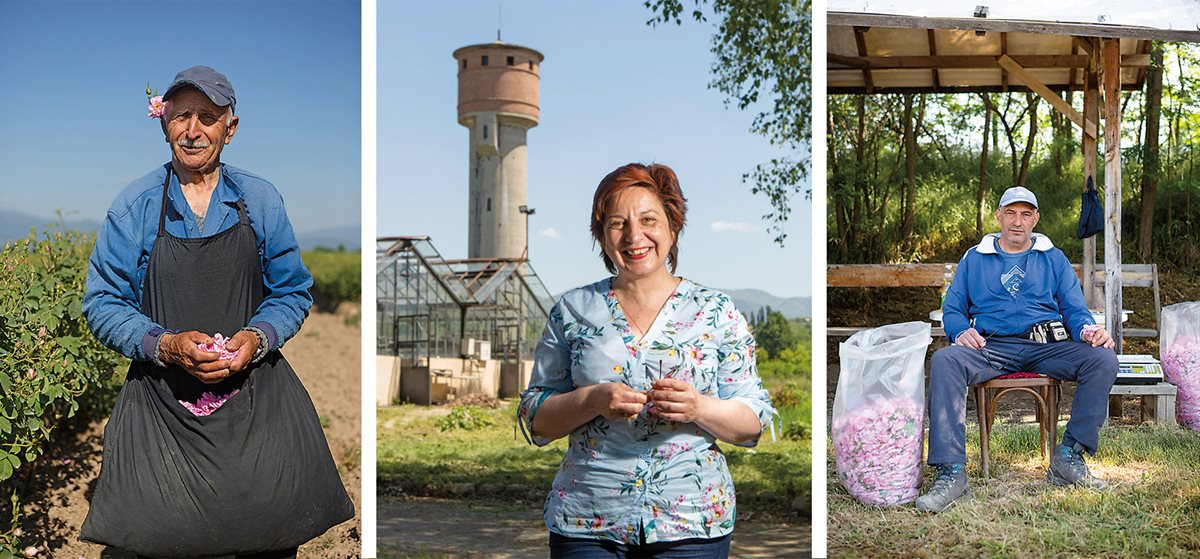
top-left (16, 303), bottom-right (362, 558)
top-left (377, 497), bottom-right (811, 559)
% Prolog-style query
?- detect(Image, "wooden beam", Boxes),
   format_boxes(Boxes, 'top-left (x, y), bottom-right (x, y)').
top-left (1102, 37), bottom-right (1124, 351)
top-left (1136, 40), bottom-right (1152, 89)
top-left (1001, 33), bottom-right (1009, 91)
top-left (854, 26), bottom-right (874, 94)
top-left (998, 54), bottom-right (1097, 138)
top-left (827, 13), bottom-right (1200, 43)
top-left (828, 53), bottom-right (869, 69)
top-left (825, 54), bottom-right (1150, 70)
top-left (827, 264), bottom-right (952, 288)
top-left (1068, 38), bottom-right (1078, 90)
top-left (928, 29), bottom-right (941, 88)
top-left (1073, 36), bottom-right (1094, 56)
top-left (1124, 53), bottom-right (1151, 67)
top-left (827, 83), bottom-right (1145, 95)
top-left (826, 263), bottom-right (1156, 288)
top-left (1082, 38), bottom-right (1100, 307)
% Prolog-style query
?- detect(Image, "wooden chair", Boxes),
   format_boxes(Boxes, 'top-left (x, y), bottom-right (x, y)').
top-left (972, 372), bottom-right (1062, 477)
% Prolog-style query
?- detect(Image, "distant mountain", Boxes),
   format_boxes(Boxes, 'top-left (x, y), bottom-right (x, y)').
top-left (296, 226), bottom-right (361, 251)
top-left (2, 208), bottom-right (358, 251)
top-left (1, 209), bottom-right (102, 241)
top-left (718, 288), bottom-right (811, 319)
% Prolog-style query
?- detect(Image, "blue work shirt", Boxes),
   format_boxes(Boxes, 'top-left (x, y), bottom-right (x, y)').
top-left (83, 162), bottom-right (313, 361)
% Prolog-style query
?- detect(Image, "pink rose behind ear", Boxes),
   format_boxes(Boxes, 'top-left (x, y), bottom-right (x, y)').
top-left (147, 95), bottom-right (165, 118)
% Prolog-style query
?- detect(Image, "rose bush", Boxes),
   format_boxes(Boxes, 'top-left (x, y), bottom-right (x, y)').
top-left (0, 226), bottom-right (126, 552)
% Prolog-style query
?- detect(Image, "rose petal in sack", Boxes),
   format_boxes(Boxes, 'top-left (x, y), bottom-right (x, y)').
top-left (179, 389), bottom-right (240, 417)
top-left (1162, 336), bottom-right (1200, 430)
top-left (833, 395), bottom-right (924, 507)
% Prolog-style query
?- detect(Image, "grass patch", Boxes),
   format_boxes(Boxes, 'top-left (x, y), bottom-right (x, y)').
top-left (828, 423), bottom-right (1200, 558)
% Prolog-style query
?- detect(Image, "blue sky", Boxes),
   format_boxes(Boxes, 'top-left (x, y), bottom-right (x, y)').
top-left (0, 0), bottom-right (360, 236)
top-left (377, 0), bottom-right (812, 298)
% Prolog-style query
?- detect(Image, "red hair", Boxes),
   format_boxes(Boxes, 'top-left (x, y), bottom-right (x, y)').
top-left (590, 163), bottom-right (688, 274)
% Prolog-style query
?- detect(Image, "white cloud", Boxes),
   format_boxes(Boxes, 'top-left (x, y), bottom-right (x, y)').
top-left (536, 227), bottom-right (561, 240)
top-left (709, 221), bottom-right (755, 234)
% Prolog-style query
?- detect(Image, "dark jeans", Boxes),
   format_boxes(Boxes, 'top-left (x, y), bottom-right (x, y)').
top-left (927, 336), bottom-right (1118, 465)
top-left (549, 531), bottom-right (731, 558)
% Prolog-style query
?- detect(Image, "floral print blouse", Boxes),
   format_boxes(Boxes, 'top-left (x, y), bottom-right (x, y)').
top-left (518, 278), bottom-right (775, 544)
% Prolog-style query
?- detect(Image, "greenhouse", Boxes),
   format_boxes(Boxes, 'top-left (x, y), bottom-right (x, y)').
top-left (376, 236), bottom-right (555, 404)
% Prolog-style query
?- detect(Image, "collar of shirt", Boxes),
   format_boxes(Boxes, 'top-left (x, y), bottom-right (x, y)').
top-left (167, 167), bottom-right (241, 238)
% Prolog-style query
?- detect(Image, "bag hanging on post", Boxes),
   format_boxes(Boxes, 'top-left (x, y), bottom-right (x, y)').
top-left (1077, 175), bottom-right (1104, 239)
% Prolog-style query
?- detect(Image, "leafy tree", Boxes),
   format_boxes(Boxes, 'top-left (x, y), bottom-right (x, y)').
top-left (753, 309), bottom-right (796, 360)
top-left (646, 0), bottom-right (812, 245)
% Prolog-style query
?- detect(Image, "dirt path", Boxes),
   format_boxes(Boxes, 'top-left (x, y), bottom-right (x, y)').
top-left (19, 303), bottom-right (362, 558)
top-left (377, 498), bottom-right (811, 558)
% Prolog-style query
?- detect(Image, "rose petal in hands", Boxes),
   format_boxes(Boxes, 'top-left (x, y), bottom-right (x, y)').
top-left (161, 331), bottom-right (231, 383)
top-left (224, 330), bottom-right (260, 373)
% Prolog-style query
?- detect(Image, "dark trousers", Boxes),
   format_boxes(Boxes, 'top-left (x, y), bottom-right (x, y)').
top-left (926, 336), bottom-right (1118, 465)
top-left (549, 532), bottom-right (731, 558)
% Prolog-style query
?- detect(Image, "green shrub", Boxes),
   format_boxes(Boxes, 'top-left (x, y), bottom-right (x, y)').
top-left (302, 248), bottom-right (360, 310)
top-left (437, 405), bottom-right (495, 431)
top-left (0, 227), bottom-right (126, 551)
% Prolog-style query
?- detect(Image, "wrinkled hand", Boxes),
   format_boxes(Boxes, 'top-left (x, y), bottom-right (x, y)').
top-left (224, 329), bottom-right (261, 373)
top-left (587, 382), bottom-right (648, 421)
top-left (1083, 327), bottom-right (1116, 349)
top-left (648, 378), bottom-right (708, 423)
top-left (955, 327), bottom-right (987, 350)
top-left (159, 331), bottom-right (230, 384)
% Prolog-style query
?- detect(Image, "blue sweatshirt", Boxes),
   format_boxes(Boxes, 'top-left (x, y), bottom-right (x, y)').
top-left (941, 233), bottom-right (1094, 342)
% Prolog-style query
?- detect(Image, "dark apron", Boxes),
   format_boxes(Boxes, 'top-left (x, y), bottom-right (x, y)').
top-left (81, 169), bottom-right (354, 557)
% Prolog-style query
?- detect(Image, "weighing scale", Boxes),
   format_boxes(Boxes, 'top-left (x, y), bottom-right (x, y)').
top-left (1116, 355), bottom-right (1164, 385)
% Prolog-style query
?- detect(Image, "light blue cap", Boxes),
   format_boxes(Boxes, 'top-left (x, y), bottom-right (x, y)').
top-left (999, 186), bottom-right (1038, 209)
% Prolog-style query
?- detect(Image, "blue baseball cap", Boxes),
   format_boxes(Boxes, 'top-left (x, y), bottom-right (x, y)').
top-left (999, 186), bottom-right (1038, 209)
top-left (163, 66), bottom-right (236, 113)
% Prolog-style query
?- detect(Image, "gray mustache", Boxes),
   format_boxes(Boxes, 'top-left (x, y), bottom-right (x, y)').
top-left (177, 138), bottom-right (212, 149)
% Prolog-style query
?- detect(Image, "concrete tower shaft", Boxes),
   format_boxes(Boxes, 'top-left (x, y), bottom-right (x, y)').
top-left (453, 42), bottom-right (543, 260)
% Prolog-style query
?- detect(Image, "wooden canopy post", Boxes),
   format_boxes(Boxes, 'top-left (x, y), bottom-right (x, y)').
top-left (1082, 38), bottom-right (1100, 307)
top-left (1102, 38), bottom-right (1123, 352)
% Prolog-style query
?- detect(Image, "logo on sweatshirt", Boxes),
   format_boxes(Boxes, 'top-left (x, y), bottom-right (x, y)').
top-left (1002, 265), bottom-right (1025, 298)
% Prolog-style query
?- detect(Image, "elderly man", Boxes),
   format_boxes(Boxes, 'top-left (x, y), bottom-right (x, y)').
top-left (80, 66), bottom-right (352, 557)
top-left (915, 186), bottom-right (1118, 513)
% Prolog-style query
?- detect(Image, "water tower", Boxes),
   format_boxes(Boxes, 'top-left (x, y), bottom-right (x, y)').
top-left (453, 41), bottom-right (544, 260)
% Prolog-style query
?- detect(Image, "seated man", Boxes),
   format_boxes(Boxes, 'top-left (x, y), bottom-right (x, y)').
top-left (916, 186), bottom-right (1118, 513)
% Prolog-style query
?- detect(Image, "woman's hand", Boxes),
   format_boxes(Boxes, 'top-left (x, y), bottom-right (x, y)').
top-left (587, 382), bottom-right (649, 421)
top-left (647, 378), bottom-right (708, 422)
top-left (159, 331), bottom-right (230, 384)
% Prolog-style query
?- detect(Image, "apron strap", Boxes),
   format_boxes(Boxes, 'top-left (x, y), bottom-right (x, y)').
top-left (234, 198), bottom-right (250, 226)
top-left (157, 167), bottom-right (173, 238)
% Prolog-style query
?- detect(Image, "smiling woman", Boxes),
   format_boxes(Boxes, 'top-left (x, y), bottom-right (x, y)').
top-left (516, 162), bottom-right (776, 558)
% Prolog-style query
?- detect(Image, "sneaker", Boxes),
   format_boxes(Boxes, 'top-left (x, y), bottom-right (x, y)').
top-left (1047, 443), bottom-right (1108, 489)
top-left (914, 463), bottom-right (969, 512)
